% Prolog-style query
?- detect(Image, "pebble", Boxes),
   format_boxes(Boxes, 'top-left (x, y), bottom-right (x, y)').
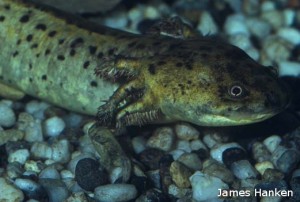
top-left (65, 192), bottom-right (89, 202)
top-left (263, 135), bottom-right (282, 153)
top-left (255, 161), bottom-right (274, 175)
top-left (283, 9), bottom-right (295, 26)
top-left (202, 132), bottom-right (229, 149)
top-left (252, 141), bottom-right (272, 163)
top-left (136, 188), bottom-right (170, 202)
top-left (146, 127), bottom-right (174, 151)
top-left (0, 129), bottom-right (24, 146)
top-left (190, 139), bottom-right (207, 151)
top-left (39, 178), bottom-right (70, 202)
top-left (202, 159), bottom-right (234, 184)
top-left (177, 153), bottom-right (202, 171)
top-left (17, 113), bottom-right (43, 142)
top-left (132, 136), bottom-right (147, 154)
top-left (8, 149), bottom-right (30, 165)
top-left (224, 14), bottom-right (249, 36)
top-left (170, 161), bottom-right (193, 188)
top-left (44, 116), bottom-right (66, 137)
top-left (261, 10), bottom-right (284, 30)
top-left (24, 160), bottom-right (43, 173)
top-left (210, 142), bottom-right (243, 163)
top-left (175, 123), bottom-right (200, 141)
top-left (246, 17), bottom-right (272, 39)
top-left (146, 169), bottom-right (161, 189)
top-left (6, 162), bottom-right (24, 179)
top-left (229, 33), bottom-right (252, 50)
top-left (14, 178), bottom-right (47, 200)
top-left (94, 184), bottom-right (137, 202)
top-left (75, 158), bottom-right (109, 191)
top-left (189, 171), bottom-right (229, 201)
top-left (197, 11), bottom-right (218, 35)
top-left (169, 149), bottom-right (186, 160)
top-left (0, 102), bottom-right (16, 127)
top-left (231, 160), bottom-right (259, 179)
top-left (176, 140), bottom-right (192, 153)
top-left (168, 184), bottom-right (192, 199)
top-left (271, 145), bottom-right (300, 173)
top-left (39, 166), bottom-right (61, 179)
top-left (139, 148), bottom-right (165, 169)
top-left (277, 27), bottom-right (300, 45)
top-left (0, 177), bottom-right (24, 202)
top-left (25, 100), bottom-right (49, 119)
top-left (290, 169), bottom-right (300, 201)
top-left (262, 168), bottom-right (284, 181)
top-left (278, 60), bottom-right (300, 77)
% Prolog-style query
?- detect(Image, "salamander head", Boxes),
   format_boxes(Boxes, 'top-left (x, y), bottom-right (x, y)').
top-left (159, 43), bottom-right (290, 126)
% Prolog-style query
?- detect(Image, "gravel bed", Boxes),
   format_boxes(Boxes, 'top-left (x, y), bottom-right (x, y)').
top-left (1, 0), bottom-right (300, 202)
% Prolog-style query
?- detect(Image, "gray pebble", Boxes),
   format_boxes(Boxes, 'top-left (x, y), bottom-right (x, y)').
top-left (0, 102), bottom-right (16, 127)
top-left (94, 184), bottom-right (137, 202)
top-left (175, 123), bottom-right (200, 141)
top-left (14, 178), bottom-right (47, 200)
top-left (39, 166), bottom-right (61, 179)
top-left (147, 127), bottom-right (174, 151)
top-left (39, 178), bottom-right (69, 202)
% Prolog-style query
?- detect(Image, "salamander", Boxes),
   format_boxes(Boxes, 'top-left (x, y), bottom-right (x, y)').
top-left (0, 0), bottom-right (290, 128)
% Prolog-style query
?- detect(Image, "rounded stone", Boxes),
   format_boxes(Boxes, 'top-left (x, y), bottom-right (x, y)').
top-left (175, 123), bottom-right (200, 141)
top-left (177, 153), bottom-right (202, 171)
top-left (44, 116), bottom-right (66, 137)
top-left (94, 184), bottom-right (137, 202)
top-left (169, 161), bottom-right (193, 188)
top-left (0, 103), bottom-right (16, 127)
top-left (146, 127), bottom-right (174, 151)
top-left (75, 158), bottom-right (109, 191)
top-left (0, 177), bottom-right (24, 202)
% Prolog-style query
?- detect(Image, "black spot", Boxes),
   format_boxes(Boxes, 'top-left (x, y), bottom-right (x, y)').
top-left (70, 49), bottom-right (76, 56)
top-left (41, 75), bottom-right (47, 80)
top-left (16, 39), bottom-right (21, 45)
top-left (12, 51), bottom-right (18, 57)
top-left (31, 43), bottom-right (38, 49)
top-left (83, 61), bottom-right (90, 69)
top-left (58, 39), bottom-right (65, 44)
top-left (157, 61), bottom-right (166, 66)
top-left (26, 34), bottom-right (33, 42)
top-left (4, 4), bottom-right (10, 10)
top-left (89, 46), bottom-right (97, 55)
top-left (108, 48), bottom-right (115, 55)
top-left (97, 52), bottom-right (103, 58)
top-left (186, 63), bottom-right (193, 70)
top-left (90, 81), bottom-right (98, 87)
top-left (60, 82), bottom-right (63, 87)
top-left (29, 63), bottom-right (33, 69)
top-left (36, 53), bottom-right (40, 58)
top-left (45, 49), bottom-right (51, 55)
top-left (57, 55), bottom-right (65, 61)
top-left (148, 64), bottom-right (156, 75)
top-left (35, 24), bottom-right (47, 31)
top-left (176, 62), bottom-right (183, 67)
top-left (127, 41), bottom-right (137, 48)
top-left (48, 31), bottom-right (57, 37)
top-left (19, 15), bottom-right (30, 23)
top-left (187, 80), bottom-right (192, 84)
top-left (70, 37), bottom-right (84, 48)
top-left (29, 78), bottom-right (33, 82)
top-left (0, 16), bottom-right (5, 22)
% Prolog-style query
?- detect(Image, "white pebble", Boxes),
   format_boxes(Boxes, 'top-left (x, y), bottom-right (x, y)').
top-left (231, 160), bottom-right (259, 179)
top-left (25, 100), bottom-right (49, 119)
top-left (39, 167), bottom-right (61, 179)
top-left (283, 9), bottom-right (296, 26)
top-left (132, 136), bottom-right (147, 154)
top-left (246, 17), bottom-right (271, 39)
top-left (224, 14), bottom-right (249, 36)
top-left (147, 127), bottom-right (174, 151)
top-left (176, 140), bottom-right (192, 153)
top-left (190, 139), bottom-right (207, 151)
top-left (277, 27), bottom-right (300, 46)
top-left (261, 1), bottom-right (276, 11)
top-left (0, 177), bottom-right (24, 202)
top-left (175, 123), bottom-right (200, 141)
top-left (44, 116), bottom-right (66, 137)
top-left (245, 46), bottom-right (260, 61)
top-left (189, 171), bottom-right (228, 201)
top-left (197, 11), bottom-right (218, 35)
top-left (210, 142), bottom-right (243, 163)
top-left (263, 135), bottom-right (282, 153)
top-left (261, 10), bottom-right (284, 30)
top-left (0, 103), bottom-right (16, 127)
top-left (229, 33), bottom-right (252, 50)
top-left (169, 149), bottom-right (186, 160)
top-left (145, 6), bottom-right (160, 19)
top-left (60, 170), bottom-right (74, 179)
top-left (262, 36), bottom-right (292, 62)
top-left (94, 184), bottom-right (137, 202)
top-left (8, 149), bottom-right (30, 165)
top-left (104, 13), bottom-right (128, 30)
top-left (278, 61), bottom-right (300, 77)
top-left (18, 113), bottom-right (43, 142)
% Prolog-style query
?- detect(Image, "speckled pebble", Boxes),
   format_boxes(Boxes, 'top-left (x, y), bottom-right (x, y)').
top-left (0, 129), bottom-right (24, 146)
top-left (255, 161), bottom-right (274, 175)
top-left (202, 159), bottom-right (234, 184)
top-left (175, 123), bottom-right (200, 141)
top-left (189, 171), bottom-right (229, 201)
top-left (177, 153), bottom-right (202, 171)
top-left (94, 184), bottom-right (137, 202)
top-left (8, 149), bottom-right (30, 165)
top-left (17, 113), bottom-right (43, 142)
top-left (170, 161), bottom-right (193, 188)
top-left (0, 177), bottom-right (24, 202)
top-left (0, 103), bottom-right (16, 127)
top-left (24, 160), bottom-right (43, 173)
top-left (146, 127), bottom-right (174, 151)
top-left (44, 116), bottom-right (66, 137)
top-left (75, 158), bottom-right (109, 191)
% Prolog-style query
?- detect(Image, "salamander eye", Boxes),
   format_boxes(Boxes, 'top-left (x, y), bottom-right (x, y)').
top-left (229, 84), bottom-right (244, 98)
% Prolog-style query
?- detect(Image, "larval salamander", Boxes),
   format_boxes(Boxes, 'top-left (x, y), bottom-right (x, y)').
top-left (0, 0), bottom-right (289, 128)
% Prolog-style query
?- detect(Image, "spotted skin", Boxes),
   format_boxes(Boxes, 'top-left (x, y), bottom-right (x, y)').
top-left (0, 0), bottom-right (289, 128)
